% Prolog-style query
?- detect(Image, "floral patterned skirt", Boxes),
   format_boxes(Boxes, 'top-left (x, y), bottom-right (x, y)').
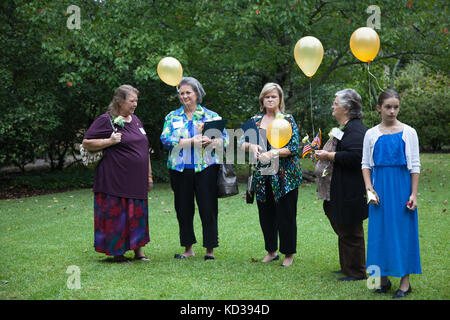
top-left (94, 192), bottom-right (150, 256)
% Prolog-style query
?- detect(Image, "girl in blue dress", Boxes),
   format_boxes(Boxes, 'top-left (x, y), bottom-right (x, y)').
top-left (362, 90), bottom-right (421, 299)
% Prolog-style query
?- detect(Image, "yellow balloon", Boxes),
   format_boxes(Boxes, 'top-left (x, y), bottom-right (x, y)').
top-left (294, 36), bottom-right (324, 78)
top-left (350, 27), bottom-right (380, 63)
top-left (157, 57), bottom-right (183, 86)
top-left (267, 118), bottom-right (293, 149)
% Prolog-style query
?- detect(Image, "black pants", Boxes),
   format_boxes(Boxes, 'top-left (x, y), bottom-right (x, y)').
top-left (323, 200), bottom-right (366, 279)
top-left (169, 165), bottom-right (219, 249)
top-left (256, 180), bottom-right (298, 255)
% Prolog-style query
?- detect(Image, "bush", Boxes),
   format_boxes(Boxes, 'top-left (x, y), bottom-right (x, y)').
top-left (395, 63), bottom-right (450, 151)
top-left (1, 164), bottom-right (94, 191)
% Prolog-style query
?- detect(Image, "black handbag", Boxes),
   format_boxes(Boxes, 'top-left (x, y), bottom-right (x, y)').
top-left (245, 165), bottom-right (255, 204)
top-left (217, 164), bottom-right (239, 198)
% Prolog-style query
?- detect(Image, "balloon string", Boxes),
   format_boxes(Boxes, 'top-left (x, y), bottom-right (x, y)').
top-left (368, 65), bottom-right (374, 128)
top-left (176, 85), bottom-right (189, 109)
top-left (309, 78), bottom-right (315, 137)
top-left (367, 62), bottom-right (384, 92)
top-left (176, 86), bottom-right (182, 105)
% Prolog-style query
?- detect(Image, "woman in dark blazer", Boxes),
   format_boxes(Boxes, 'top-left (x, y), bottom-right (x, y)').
top-left (315, 88), bottom-right (368, 281)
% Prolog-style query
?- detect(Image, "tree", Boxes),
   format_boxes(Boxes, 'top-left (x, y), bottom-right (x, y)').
top-left (1, 0), bottom-right (448, 172)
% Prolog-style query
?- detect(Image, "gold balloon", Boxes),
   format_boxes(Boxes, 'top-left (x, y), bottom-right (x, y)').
top-left (267, 118), bottom-right (293, 149)
top-left (157, 57), bottom-right (183, 86)
top-left (350, 27), bottom-right (380, 63)
top-left (294, 36), bottom-right (324, 78)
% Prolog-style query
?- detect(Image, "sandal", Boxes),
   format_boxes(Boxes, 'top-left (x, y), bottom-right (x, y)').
top-left (134, 255), bottom-right (151, 262)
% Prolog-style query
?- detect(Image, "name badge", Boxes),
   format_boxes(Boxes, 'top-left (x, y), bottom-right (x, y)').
top-left (330, 127), bottom-right (344, 140)
top-left (172, 121), bottom-right (183, 129)
top-left (139, 127), bottom-right (146, 135)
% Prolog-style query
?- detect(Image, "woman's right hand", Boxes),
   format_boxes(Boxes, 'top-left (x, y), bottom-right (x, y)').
top-left (110, 132), bottom-right (122, 145)
top-left (248, 143), bottom-right (262, 160)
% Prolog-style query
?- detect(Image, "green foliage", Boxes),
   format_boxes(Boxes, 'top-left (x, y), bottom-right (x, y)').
top-left (395, 62), bottom-right (450, 151)
top-left (1, 0), bottom-right (448, 171)
top-left (1, 165), bottom-right (94, 192)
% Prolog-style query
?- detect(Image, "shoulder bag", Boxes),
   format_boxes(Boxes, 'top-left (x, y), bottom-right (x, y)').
top-left (79, 116), bottom-right (116, 169)
top-left (217, 163), bottom-right (239, 198)
top-left (245, 165), bottom-right (255, 204)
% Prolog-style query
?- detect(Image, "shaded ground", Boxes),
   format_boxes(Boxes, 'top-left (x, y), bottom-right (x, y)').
top-left (0, 186), bottom-right (84, 200)
top-left (0, 155), bottom-right (316, 200)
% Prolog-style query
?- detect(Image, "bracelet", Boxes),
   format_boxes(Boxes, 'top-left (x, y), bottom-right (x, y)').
top-left (148, 175), bottom-right (153, 179)
top-left (271, 149), bottom-right (279, 159)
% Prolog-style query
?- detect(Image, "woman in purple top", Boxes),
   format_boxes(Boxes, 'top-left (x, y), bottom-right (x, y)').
top-left (82, 85), bottom-right (152, 263)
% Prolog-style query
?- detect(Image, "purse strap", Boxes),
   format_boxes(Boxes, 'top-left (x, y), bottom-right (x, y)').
top-left (109, 116), bottom-right (117, 133)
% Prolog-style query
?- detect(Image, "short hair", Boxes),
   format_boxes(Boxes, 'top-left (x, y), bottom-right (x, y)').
top-left (107, 85), bottom-right (139, 116)
top-left (258, 82), bottom-right (286, 113)
top-left (177, 77), bottom-right (206, 104)
top-left (377, 89), bottom-right (400, 107)
top-left (335, 88), bottom-right (363, 119)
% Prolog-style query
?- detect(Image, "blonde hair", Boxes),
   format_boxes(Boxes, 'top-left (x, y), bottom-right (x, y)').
top-left (107, 85), bottom-right (139, 116)
top-left (258, 82), bottom-right (286, 113)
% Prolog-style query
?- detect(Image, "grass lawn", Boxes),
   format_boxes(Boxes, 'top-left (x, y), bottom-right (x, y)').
top-left (0, 154), bottom-right (449, 300)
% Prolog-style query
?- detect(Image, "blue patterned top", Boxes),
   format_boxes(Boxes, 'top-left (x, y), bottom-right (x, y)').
top-left (160, 105), bottom-right (229, 172)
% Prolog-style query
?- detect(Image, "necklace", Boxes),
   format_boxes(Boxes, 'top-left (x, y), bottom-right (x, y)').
top-left (183, 106), bottom-right (196, 120)
top-left (379, 121), bottom-right (403, 134)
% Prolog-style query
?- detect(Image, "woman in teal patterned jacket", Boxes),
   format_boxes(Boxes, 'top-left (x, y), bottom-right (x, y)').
top-left (241, 83), bottom-right (302, 267)
top-left (160, 77), bottom-right (228, 261)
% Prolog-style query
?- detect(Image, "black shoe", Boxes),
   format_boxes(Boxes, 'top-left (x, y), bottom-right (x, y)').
top-left (393, 285), bottom-right (411, 299)
top-left (374, 279), bottom-right (392, 294)
top-left (262, 254), bottom-right (279, 263)
top-left (174, 254), bottom-right (187, 259)
top-left (332, 269), bottom-right (343, 274)
top-left (204, 255), bottom-right (215, 260)
top-left (338, 276), bottom-right (365, 281)
top-left (270, 255), bottom-right (280, 262)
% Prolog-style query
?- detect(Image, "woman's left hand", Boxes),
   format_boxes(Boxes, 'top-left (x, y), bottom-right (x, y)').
top-left (201, 136), bottom-right (222, 147)
top-left (201, 136), bottom-right (212, 147)
top-left (148, 178), bottom-right (153, 192)
top-left (406, 194), bottom-right (417, 211)
top-left (315, 150), bottom-right (331, 161)
top-left (258, 151), bottom-right (273, 164)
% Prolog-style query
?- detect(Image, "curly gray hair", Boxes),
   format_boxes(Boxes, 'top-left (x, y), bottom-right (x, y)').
top-left (335, 88), bottom-right (363, 119)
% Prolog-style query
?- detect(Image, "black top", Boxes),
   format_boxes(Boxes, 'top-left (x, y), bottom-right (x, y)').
top-left (328, 118), bottom-right (368, 224)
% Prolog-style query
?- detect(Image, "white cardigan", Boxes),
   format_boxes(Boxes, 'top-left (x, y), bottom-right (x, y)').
top-left (362, 124), bottom-right (420, 174)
